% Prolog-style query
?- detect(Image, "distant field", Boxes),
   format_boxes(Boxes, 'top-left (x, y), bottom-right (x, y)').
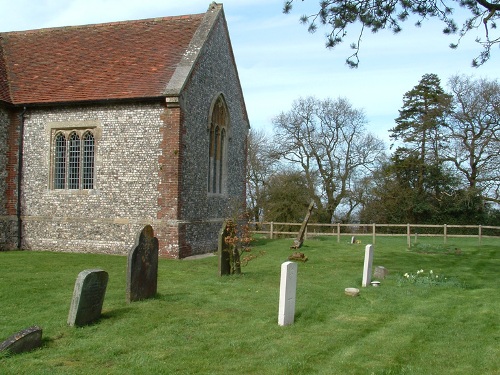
top-left (1, 236), bottom-right (499, 374)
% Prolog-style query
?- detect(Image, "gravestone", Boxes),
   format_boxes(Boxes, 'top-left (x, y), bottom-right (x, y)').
top-left (127, 225), bottom-right (159, 302)
top-left (0, 326), bottom-right (42, 354)
top-left (374, 266), bottom-right (389, 279)
top-left (68, 269), bottom-right (109, 326)
top-left (218, 219), bottom-right (242, 276)
top-left (290, 200), bottom-right (315, 249)
top-left (278, 261), bottom-right (298, 326)
top-left (362, 244), bottom-right (374, 287)
top-left (218, 219), bottom-right (232, 276)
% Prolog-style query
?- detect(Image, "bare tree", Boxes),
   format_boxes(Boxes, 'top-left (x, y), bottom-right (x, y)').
top-left (272, 96), bottom-right (386, 223)
top-left (246, 128), bottom-right (278, 223)
top-left (444, 75), bottom-right (500, 203)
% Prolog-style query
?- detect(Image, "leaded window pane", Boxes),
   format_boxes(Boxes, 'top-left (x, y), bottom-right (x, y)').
top-left (219, 129), bottom-right (225, 194)
top-left (54, 133), bottom-right (66, 189)
top-left (82, 132), bottom-right (94, 189)
top-left (208, 124), bottom-right (215, 192)
top-left (213, 126), bottom-right (219, 193)
top-left (68, 133), bottom-right (80, 189)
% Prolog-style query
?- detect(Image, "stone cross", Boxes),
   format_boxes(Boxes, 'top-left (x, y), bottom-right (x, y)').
top-left (0, 326), bottom-right (43, 355)
top-left (362, 244), bottom-right (374, 287)
top-left (291, 200), bottom-right (315, 249)
top-left (68, 269), bottom-right (109, 326)
top-left (278, 261), bottom-right (298, 326)
top-left (126, 225), bottom-right (159, 303)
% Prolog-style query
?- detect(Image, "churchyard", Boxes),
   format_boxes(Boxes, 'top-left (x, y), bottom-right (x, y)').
top-left (1, 235), bottom-right (498, 374)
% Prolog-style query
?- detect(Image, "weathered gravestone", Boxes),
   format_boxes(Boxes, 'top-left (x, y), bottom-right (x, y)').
top-left (68, 269), bottom-right (109, 326)
top-left (0, 326), bottom-right (43, 355)
top-left (218, 219), bottom-right (241, 276)
top-left (278, 261), bottom-right (298, 326)
top-left (374, 266), bottom-right (389, 279)
top-left (218, 219), bottom-right (232, 276)
top-left (127, 225), bottom-right (159, 303)
top-left (290, 200), bottom-right (315, 249)
top-left (362, 244), bottom-right (374, 287)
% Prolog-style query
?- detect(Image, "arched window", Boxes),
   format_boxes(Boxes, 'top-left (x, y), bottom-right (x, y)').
top-left (52, 129), bottom-right (95, 190)
top-left (208, 96), bottom-right (228, 194)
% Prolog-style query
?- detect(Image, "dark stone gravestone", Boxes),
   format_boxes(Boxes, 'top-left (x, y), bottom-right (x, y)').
top-left (218, 220), bottom-right (231, 276)
top-left (68, 269), bottom-right (109, 327)
top-left (126, 225), bottom-right (159, 303)
top-left (290, 200), bottom-right (315, 249)
top-left (218, 219), bottom-right (239, 276)
top-left (0, 326), bottom-right (42, 355)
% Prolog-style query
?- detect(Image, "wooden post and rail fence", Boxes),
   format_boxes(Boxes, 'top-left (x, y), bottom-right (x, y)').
top-left (249, 222), bottom-right (500, 246)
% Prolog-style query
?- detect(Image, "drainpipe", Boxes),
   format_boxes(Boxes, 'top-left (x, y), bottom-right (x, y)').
top-left (17, 106), bottom-right (27, 250)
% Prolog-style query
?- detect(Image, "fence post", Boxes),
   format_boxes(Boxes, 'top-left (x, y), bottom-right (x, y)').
top-left (270, 222), bottom-right (274, 240)
top-left (337, 223), bottom-right (340, 243)
top-left (372, 223), bottom-right (376, 244)
top-left (407, 224), bottom-right (411, 248)
top-left (444, 224), bottom-right (447, 244)
top-left (478, 225), bottom-right (482, 244)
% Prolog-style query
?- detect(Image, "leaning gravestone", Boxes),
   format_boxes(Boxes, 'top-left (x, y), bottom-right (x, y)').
top-left (127, 225), bottom-right (159, 303)
top-left (0, 326), bottom-right (42, 354)
top-left (290, 200), bottom-right (315, 249)
top-left (68, 269), bottom-right (109, 326)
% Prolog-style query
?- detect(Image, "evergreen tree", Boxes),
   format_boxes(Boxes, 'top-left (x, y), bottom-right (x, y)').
top-left (390, 73), bottom-right (452, 195)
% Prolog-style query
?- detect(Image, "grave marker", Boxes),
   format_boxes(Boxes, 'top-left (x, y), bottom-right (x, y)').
top-left (374, 266), bottom-right (389, 279)
top-left (291, 200), bottom-right (314, 249)
top-left (278, 261), bottom-right (298, 326)
top-left (127, 225), bottom-right (159, 302)
top-left (362, 244), bottom-right (374, 287)
top-left (68, 269), bottom-right (108, 326)
top-left (0, 326), bottom-right (42, 354)
top-left (218, 219), bottom-right (232, 276)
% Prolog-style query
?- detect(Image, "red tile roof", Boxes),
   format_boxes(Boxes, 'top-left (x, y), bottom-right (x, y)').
top-left (0, 14), bottom-right (205, 105)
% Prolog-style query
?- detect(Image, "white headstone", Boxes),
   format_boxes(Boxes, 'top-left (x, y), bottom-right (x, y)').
top-left (362, 244), bottom-right (374, 287)
top-left (278, 261), bottom-right (297, 326)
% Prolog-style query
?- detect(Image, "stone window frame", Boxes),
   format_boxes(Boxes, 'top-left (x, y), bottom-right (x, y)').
top-left (47, 120), bottom-right (102, 191)
top-left (207, 94), bottom-right (230, 195)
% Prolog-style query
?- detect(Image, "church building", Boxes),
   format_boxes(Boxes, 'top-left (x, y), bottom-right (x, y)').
top-left (0, 3), bottom-right (249, 258)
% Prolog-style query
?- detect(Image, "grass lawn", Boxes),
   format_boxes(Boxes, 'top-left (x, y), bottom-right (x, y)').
top-left (0, 236), bottom-right (499, 374)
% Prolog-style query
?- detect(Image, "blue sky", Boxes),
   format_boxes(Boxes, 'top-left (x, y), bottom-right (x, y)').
top-left (1, 0), bottom-right (499, 145)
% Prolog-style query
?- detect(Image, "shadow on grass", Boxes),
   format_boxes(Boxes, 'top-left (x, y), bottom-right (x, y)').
top-left (101, 307), bottom-right (133, 321)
